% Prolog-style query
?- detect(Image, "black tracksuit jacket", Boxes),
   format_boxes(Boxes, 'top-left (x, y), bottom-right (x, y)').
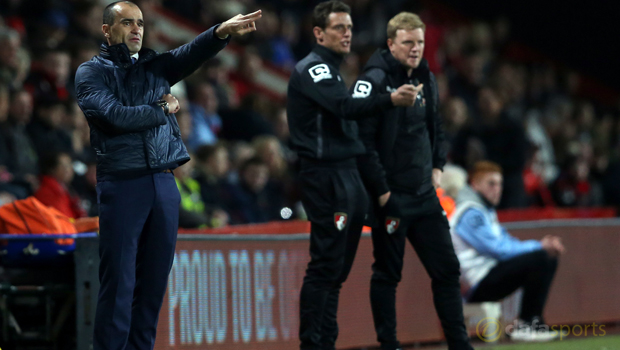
top-left (355, 49), bottom-right (446, 198)
top-left (287, 45), bottom-right (393, 162)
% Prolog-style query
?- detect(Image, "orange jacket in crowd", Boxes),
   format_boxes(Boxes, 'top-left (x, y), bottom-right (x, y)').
top-left (437, 187), bottom-right (455, 218)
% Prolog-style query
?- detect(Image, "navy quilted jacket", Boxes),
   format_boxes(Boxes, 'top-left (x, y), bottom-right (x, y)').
top-left (75, 25), bottom-right (229, 178)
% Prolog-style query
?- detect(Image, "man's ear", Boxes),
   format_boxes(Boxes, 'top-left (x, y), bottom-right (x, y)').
top-left (313, 27), bottom-right (324, 43)
top-left (102, 24), bottom-right (110, 38)
top-left (387, 38), bottom-right (394, 51)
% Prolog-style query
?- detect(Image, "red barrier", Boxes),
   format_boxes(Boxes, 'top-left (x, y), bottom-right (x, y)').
top-left (156, 231), bottom-right (443, 350)
top-left (158, 218), bottom-right (620, 350)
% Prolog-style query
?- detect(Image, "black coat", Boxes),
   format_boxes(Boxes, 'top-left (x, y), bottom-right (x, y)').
top-left (286, 45), bottom-right (393, 161)
top-left (355, 49), bottom-right (446, 198)
top-left (75, 26), bottom-right (229, 179)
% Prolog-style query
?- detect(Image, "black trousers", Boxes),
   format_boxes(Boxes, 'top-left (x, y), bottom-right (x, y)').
top-left (94, 173), bottom-right (180, 350)
top-left (468, 250), bottom-right (558, 323)
top-left (298, 160), bottom-right (369, 350)
top-left (370, 192), bottom-right (472, 350)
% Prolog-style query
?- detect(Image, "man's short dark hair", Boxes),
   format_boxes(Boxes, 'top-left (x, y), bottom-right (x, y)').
top-left (103, 1), bottom-right (138, 25)
top-left (312, 1), bottom-right (351, 29)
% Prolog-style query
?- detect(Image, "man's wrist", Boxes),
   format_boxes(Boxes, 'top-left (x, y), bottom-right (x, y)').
top-left (215, 25), bottom-right (230, 40)
top-left (156, 99), bottom-right (169, 115)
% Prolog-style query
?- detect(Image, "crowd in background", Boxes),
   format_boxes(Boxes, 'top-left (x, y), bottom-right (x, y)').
top-left (2, 0), bottom-right (620, 229)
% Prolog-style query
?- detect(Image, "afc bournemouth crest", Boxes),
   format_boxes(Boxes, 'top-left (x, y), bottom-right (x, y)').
top-left (385, 217), bottom-right (400, 234)
top-left (334, 212), bottom-right (348, 231)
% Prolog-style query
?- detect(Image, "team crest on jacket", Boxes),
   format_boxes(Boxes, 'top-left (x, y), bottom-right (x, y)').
top-left (385, 217), bottom-right (400, 234)
top-left (334, 212), bottom-right (348, 231)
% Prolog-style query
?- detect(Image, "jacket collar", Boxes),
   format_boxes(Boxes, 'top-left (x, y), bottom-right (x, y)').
top-left (313, 44), bottom-right (344, 67)
top-left (99, 42), bottom-right (156, 67)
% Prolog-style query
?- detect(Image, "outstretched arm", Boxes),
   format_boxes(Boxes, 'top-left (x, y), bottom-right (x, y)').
top-left (163, 10), bottom-right (263, 85)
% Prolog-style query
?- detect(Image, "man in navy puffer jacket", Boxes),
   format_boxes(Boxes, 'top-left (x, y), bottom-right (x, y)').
top-left (75, 2), bottom-right (261, 349)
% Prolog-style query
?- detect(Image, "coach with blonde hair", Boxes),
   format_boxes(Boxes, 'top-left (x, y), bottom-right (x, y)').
top-left (354, 12), bottom-right (473, 350)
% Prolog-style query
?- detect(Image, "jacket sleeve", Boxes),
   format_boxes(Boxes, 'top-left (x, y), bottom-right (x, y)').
top-left (300, 61), bottom-right (393, 120)
top-left (162, 25), bottom-right (230, 86)
top-left (75, 63), bottom-right (168, 134)
top-left (430, 72), bottom-right (447, 170)
top-left (455, 208), bottom-right (543, 261)
top-left (354, 74), bottom-right (390, 198)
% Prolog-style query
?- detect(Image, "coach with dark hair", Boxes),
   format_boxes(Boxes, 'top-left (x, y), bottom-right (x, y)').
top-left (74, 2), bottom-right (261, 349)
top-left (286, 1), bottom-right (418, 349)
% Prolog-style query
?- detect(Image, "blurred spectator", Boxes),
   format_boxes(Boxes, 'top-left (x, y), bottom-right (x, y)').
top-left (522, 145), bottom-right (555, 207)
top-left (0, 27), bottom-right (22, 89)
top-left (65, 100), bottom-right (95, 163)
top-left (228, 140), bottom-right (256, 182)
top-left (468, 22), bottom-right (494, 55)
top-left (452, 87), bottom-right (528, 208)
top-left (225, 156), bottom-right (283, 224)
top-left (340, 51), bottom-right (360, 88)
top-left (73, 160), bottom-right (98, 217)
top-left (349, 0), bottom-right (388, 49)
top-left (194, 143), bottom-right (231, 228)
top-left (0, 84), bottom-right (13, 196)
top-left (524, 107), bottom-right (558, 183)
top-left (491, 62), bottom-right (527, 121)
top-left (229, 46), bottom-right (262, 101)
top-left (435, 73), bottom-right (450, 104)
top-left (70, 2), bottom-right (104, 46)
top-left (440, 163), bottom-right (468, 200)
top-left (252, 134), bottom-right (294, 210)
top-left (197, 58), bottom-right (235, 111)
top-left (0, 190), bottom-right (16, 206)
top-left (271, 106), bottom-right (290, 143)
top-left (269, 106), bottom-right (297, 164)
top-left (30, 9), bottom-right (69, 50)
top-left (252, 135), bottom-right (288, 180)
top-left (67, 39), bottom-right (100, 96)
top-left (0, 82), bottom-right (8, 124)
top-left (220, 93), bottom-right (274, 141)
top-left (254, 8), bottom-right (296, 71)
top-left (34, 151), bottom-right (85, 219)
top-left (2, 89), bottom-right (39, 194)
top-left (185, 81), bottom-right (222, 151)
top-left (551, 156), bottom-right (603, 207)
top-left (174, 107), bottom-right (193, 145)
top-left (448, 48), bottom-right (489, 114)
top-left (437, 164), bottom-right (468, 218)
top-left (546, 99), bottom-right (575, 167)
top-left (28, 98), bottom-right (73, 157)
top-left (174, 157), bottom-right (210, 229)
top-left (24, 48), bottom-right (71, 104)
top-left (442, 97), bottom-right (468, 155)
